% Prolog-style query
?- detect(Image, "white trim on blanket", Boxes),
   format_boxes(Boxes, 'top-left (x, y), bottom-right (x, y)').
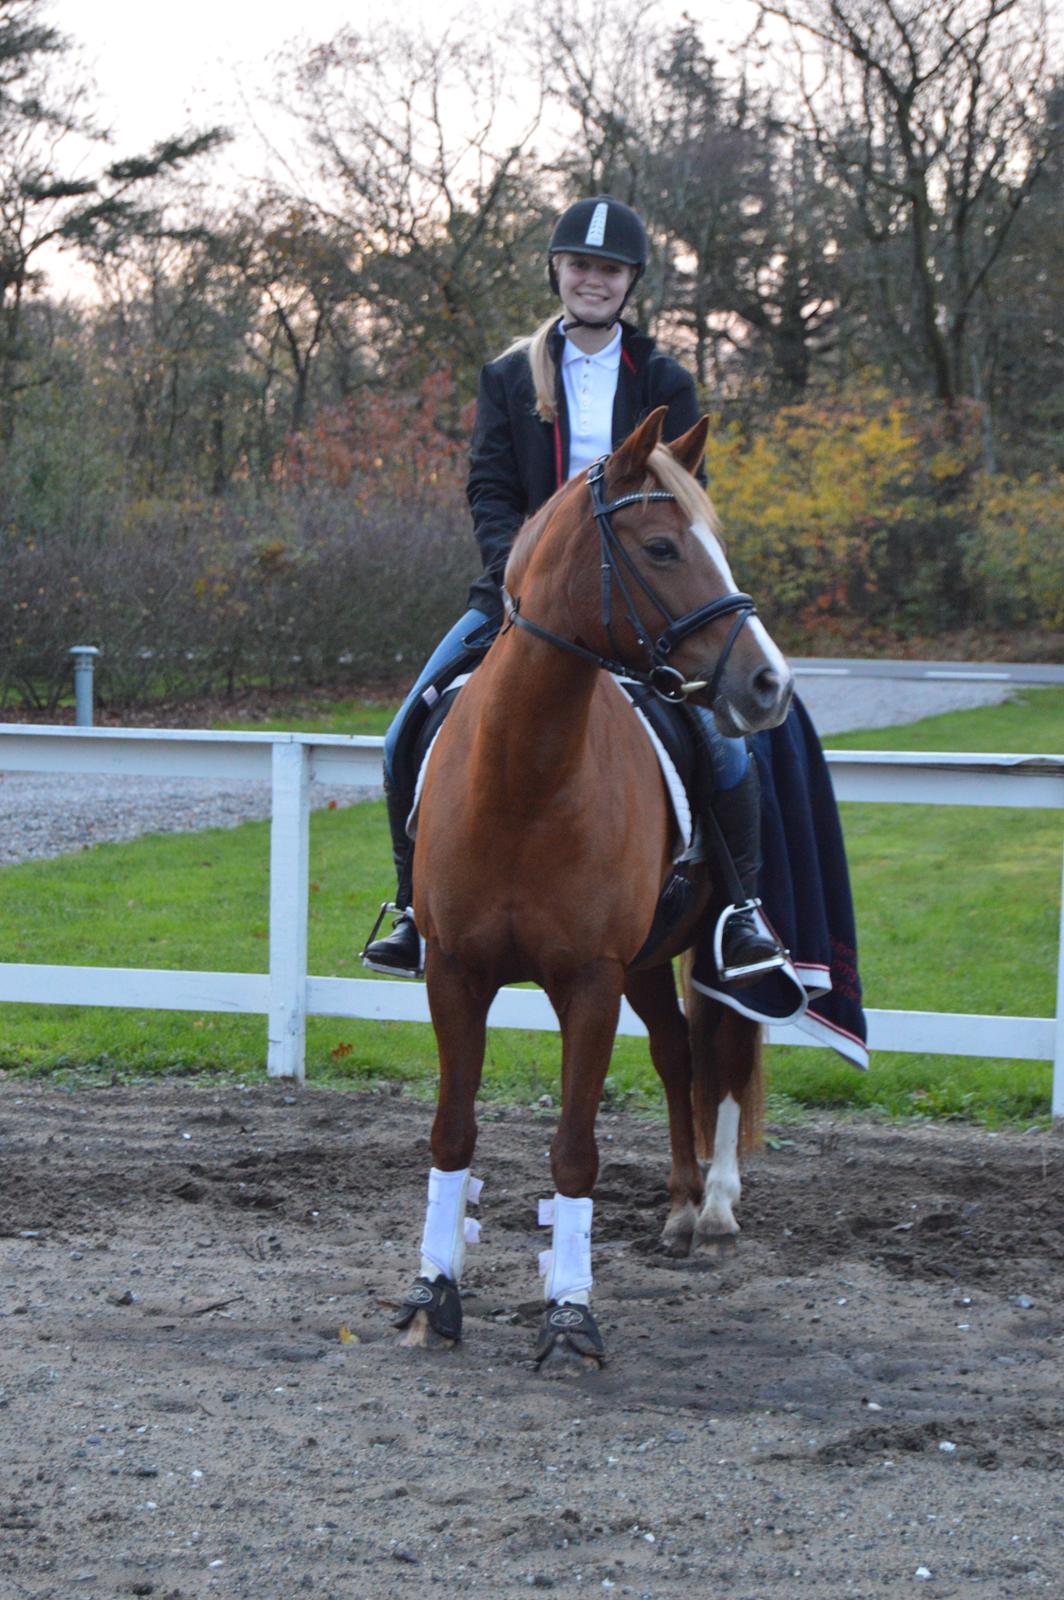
top-left (795, 1008), bottom-right (870, 1071)
top-left (406, 674), bottom-right (473, 837)
top-left (612, 677), bottom-right (693, 850)
top-left (690, 970), bottom-right (808, 1027)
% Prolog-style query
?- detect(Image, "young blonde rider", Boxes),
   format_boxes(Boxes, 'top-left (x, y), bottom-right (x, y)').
top-left (364, 196), bottom-right (784, 982)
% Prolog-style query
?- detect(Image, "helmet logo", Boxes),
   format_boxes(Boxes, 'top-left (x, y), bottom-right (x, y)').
top-left (584, 202), bottom-right (609, 247)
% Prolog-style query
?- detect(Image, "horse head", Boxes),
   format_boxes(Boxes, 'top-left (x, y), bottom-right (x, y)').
top-left (509, 407), bottom-right (793, 737)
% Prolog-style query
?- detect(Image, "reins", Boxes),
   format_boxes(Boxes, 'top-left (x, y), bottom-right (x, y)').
top-left (503, 453), bottom-right (758, 705)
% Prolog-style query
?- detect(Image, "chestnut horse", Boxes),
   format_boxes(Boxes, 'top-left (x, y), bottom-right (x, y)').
top-left (395, 408), bottom-right (794, 1365)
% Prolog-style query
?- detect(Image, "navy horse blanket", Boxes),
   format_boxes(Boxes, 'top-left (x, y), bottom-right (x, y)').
top-left (691, 695), bottom-right (869, 1070)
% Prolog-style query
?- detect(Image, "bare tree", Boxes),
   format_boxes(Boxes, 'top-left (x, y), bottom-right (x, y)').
top-left (757, 0), bottom-right (1061, 410)
top-left (0, 0), bottom-right (226, 445)
top-left (275, 22), bottom-right (550, 399)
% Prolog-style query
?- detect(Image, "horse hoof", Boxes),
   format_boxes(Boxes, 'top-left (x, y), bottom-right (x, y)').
top-left (659, 1229), bottom-right (693, 1258)
top-left (695, 1232), bottom-right (738, 1261)
top-left (660, 1200), bottom-right (697, 1257)
top-left (393, 1274), bottom-right (462, 1347)
top-left (397, 1309), bottom-right (456, 1350)
top-left (534, 1303), bottom-right (606, 1371)
top-left (659, 1235), bottom-right (694, 1260)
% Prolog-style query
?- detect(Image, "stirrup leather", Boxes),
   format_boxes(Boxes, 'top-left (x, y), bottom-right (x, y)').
top-left (712, 898), bottom-right (788, 984)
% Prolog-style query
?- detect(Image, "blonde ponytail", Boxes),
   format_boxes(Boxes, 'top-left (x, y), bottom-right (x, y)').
top-left (501, 313), bottom-right (560, 422)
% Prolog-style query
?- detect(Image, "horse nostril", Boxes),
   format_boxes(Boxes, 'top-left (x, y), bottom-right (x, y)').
top-left (752, 667), bottom-right (784, 706)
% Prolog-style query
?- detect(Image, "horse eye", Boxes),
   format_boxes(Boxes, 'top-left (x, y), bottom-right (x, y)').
top-left (644, 537), bottom-right (680, 563)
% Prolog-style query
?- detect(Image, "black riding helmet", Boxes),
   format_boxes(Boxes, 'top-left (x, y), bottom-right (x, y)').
top-left (548, 196), bottom-right (648, 329)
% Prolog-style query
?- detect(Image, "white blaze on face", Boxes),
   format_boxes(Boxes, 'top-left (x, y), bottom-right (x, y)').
top-left (688, 518), bottom-right (790, 697)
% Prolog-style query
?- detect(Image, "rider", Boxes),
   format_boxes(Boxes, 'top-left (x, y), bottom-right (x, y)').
top-left (363, 195), bottom-right (785, 982)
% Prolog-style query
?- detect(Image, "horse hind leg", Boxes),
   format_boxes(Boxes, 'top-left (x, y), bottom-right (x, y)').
top-left (682, 961), bottom-right (764, 1251)
top-left (623, 964), bottom-right (703, 1258)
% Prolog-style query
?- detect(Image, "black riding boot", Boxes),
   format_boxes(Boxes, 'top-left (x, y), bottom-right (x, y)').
top-left (361, 773), bottom-right (422, 977)
top-left (704, 760), bottom-right (787, 983)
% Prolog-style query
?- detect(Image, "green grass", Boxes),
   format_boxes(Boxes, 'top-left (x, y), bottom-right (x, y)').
top-left (826, 684), bottom-right (1064, 755)
top-left (211, 696), bottom-right (397, 736)
top-left (765, 687), bottom-right (1062, 1125)
top-left (0, 688), bottom-right (1060, 1125)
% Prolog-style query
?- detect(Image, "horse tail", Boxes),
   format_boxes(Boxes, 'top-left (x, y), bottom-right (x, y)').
top-left (679, 950), bottom-right (765, 1160)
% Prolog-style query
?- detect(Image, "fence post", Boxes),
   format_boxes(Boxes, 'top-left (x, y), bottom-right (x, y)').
top-left (267, 740), bottom-right (310, 1081)
top-left (69, 646), bottom-right (100, 726)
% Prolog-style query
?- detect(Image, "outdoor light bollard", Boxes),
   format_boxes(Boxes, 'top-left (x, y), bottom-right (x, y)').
top-left (70, 646), bottom-right (100, 727)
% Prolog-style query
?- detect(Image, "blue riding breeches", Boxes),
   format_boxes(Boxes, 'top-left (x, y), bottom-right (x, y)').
top-left (382, 608), bottom-right (749, 792)
top-left (383, 609), bottom-right (494, 781)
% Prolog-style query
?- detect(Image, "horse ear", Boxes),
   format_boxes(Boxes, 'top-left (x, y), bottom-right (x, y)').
top-left (610, 406), bottom-right (667, 482)
top-left (666, 416), bottom-right (710, 476)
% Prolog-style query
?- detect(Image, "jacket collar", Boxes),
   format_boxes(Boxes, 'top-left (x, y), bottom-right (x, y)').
top-left (548, 317), bottom-right (651, 364)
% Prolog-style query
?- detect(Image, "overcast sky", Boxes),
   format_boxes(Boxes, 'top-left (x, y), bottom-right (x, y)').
top-left (40, 1), bottom-right (756, 294)
top-left (46, 2), bottom-right (756, 162)
top-left (48, 2), bottom-right (411, 165)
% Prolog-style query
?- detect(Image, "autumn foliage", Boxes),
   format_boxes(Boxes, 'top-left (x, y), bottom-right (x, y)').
top-left (279, 370), bottom-right (471, 506)
top-left (705, 391), bottom-right (1062, 650)
top-left (3, 381), bottom-right (1062, 711)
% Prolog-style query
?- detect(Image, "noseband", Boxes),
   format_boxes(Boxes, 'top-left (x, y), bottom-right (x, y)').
top-left (504, 454), bottom-right (758, 704)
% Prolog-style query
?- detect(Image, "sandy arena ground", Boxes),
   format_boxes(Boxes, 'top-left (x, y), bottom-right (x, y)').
top-left (1, 1079), bottom-right (1061, 1599)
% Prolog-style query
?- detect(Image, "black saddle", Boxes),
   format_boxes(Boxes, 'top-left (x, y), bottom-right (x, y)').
top-left (390, 627), bottom-right (496, 809)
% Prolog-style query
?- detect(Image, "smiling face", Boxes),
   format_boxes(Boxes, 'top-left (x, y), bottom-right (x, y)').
top-left (553, 251), bottom-right (636, 325)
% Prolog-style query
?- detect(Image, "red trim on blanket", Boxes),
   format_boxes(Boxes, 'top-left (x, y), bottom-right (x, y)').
top-left (804, 1007), bottom-right (867, 1051)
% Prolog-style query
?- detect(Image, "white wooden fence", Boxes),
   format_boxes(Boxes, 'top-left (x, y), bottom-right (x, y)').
top-left (1, 724), bottom-right (1063, 1117)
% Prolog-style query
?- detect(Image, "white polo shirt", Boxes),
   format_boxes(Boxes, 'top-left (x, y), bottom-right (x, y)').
top-left (560, 321), bottom-right (622, 479)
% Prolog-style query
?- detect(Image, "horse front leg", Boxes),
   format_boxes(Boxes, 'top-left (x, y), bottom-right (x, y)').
top-left (534, 958), bottom-right (624, 1369)
top-left (623, 963), bottom-right (703, 1257)
top-left (394, 941), bottom-right (493, 1351)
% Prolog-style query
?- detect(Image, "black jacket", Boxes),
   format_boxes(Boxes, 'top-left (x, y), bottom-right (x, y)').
top-left (465, 320), bottom-right (701, 620)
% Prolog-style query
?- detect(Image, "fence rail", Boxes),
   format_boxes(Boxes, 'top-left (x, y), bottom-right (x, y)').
top-left (2, 724), bottom-right (1063, 1116)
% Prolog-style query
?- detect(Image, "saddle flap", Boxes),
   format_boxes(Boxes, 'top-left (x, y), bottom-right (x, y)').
top-left (614, 677), bottom-right (698, 855)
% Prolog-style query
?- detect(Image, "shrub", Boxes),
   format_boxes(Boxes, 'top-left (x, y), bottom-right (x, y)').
top-left (704, 392), bottom-right (983, 644)
top-left (0, 487), bottom-right (478, 710)
top-left (964, 471), bottom-right (1064, 631)
top-left (0, 371), bottom-right (480, 711)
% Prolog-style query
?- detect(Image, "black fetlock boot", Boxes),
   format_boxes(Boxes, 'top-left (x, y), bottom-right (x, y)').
top-left (704, 762), bottom-right (787, 984)
top-left (361, 774), bottom-right (423, 977)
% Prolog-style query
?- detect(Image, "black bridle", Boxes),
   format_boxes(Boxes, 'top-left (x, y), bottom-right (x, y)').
top-left (503, 454), bottom-right (758, 705)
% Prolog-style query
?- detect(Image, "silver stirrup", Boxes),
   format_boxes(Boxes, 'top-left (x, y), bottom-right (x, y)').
top-left (712, 898), bottom-right (788, 984)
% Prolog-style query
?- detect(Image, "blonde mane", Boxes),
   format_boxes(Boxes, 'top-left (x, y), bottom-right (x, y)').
top-left (504, 442), bottom-right (722, 593)
top-left (645, 444), bottom-right (722, 538)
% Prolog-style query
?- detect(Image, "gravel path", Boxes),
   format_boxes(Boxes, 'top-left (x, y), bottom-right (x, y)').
top-left (0, 677), bottom-right (1014, 867)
